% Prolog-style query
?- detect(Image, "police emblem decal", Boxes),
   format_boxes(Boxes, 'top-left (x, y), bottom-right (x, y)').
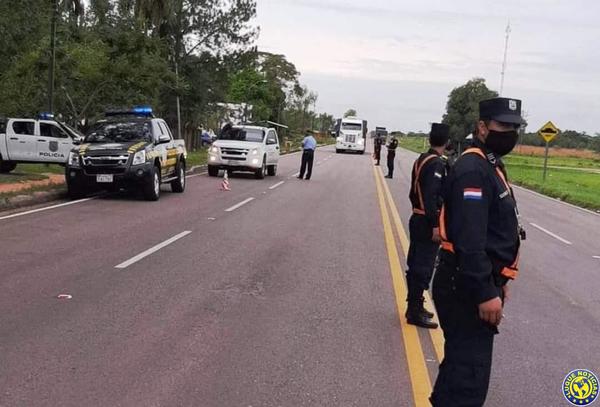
top-left (563, 369), bottom-right (599, 406)
top-left (49, 141), bottom-right (59, 152)
top-left (509, 100), bottom-right (517, 111)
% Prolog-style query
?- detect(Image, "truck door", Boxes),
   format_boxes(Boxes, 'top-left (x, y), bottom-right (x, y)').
top-left (265, 130), bottom-right (279, 164)
top-left (38, 121), bottom-right (72, 163)
top-left (6, 120), bottom-right (37, 161)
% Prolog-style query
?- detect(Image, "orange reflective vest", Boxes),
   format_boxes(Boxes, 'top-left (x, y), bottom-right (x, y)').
top-left (411, 154), bottom-right (438, 215)
top-left (439, 147), bottom-right (520, 280)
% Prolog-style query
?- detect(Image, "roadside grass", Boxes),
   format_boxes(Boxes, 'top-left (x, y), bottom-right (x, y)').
top-left (398, 137), bottom-right (600, 210)
top-left (186, 148), bottom-right (208, 168)
top-left (507, 164), bottom-right (600, 210)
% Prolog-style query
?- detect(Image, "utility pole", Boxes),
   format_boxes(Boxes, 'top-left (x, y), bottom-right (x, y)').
top-left (48, 0), bottom-right (59, 112)
top-left (175, 59), bottom-right (182, 139)
top-left (500, 21), bottom-right (511, 96)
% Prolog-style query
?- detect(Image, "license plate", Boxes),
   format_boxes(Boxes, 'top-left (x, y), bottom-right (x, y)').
top-left (96, 174), bottom-right (113, 183)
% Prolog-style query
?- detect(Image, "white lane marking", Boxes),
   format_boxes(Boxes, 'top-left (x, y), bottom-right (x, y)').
top-left (225, 197), bottom-right (255, 212)
top-left (186, 172), bottom-right (207, 178)
top-left (269, 181), bottom-right (285, 190)
top-left (593, 256), bottom-right (600, 259)
top-left (115, 231), bottom-right (192, 269)
top-left (529, 223), bottom-right (573, 245)
top-left (0, 197), bottom-right (96, 221)
top-left (291, 172), bottom-right (300, 177)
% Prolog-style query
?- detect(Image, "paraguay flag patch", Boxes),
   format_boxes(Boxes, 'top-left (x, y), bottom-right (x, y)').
top-left (464, 188), bottom-right (483, 201)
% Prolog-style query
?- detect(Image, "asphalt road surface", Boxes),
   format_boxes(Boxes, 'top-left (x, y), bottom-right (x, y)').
top-left (1, 144), bottom-right (599, 406)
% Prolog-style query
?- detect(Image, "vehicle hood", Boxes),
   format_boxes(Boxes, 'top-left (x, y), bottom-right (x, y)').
top-left (75, 141), bottom-right (151, 155)
top-left (212, 140), bottom-right (264, 149)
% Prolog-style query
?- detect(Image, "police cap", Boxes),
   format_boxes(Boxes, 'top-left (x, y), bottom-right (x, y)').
top-left (479, 97), bottom-right (525, 125)
top-left (429, 123), bottom-right (450, 147)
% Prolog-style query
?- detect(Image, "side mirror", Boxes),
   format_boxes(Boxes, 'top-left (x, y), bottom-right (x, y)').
top-left (157, 135), bottom-right (171, 144)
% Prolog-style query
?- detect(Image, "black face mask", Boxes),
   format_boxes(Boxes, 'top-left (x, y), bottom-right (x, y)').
top-left (484, 130), bottom-right (518, 156)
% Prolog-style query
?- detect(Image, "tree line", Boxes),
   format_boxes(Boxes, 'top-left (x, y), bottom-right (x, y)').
top-left (0, 0), bottom-right (335, 148)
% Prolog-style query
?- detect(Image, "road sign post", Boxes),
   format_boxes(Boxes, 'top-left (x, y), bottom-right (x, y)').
top-left (537, 121), bottom-right (559, 182)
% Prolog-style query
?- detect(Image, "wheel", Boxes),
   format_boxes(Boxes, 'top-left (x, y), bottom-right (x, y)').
top-left (359, 150), bottom-right (365, 155)
top-left (254, 158), bottom-right (266, 179)
top-left (208, 165), bottom-right (219, 177)
top-left (0, 160), bottom-right (17, 173)
top-left (171, 160), bottom-right (186, 193)
top-left (335, 149), bottom-right (340, 154)
top-left (267, 164), bottom-right (277, 176)
top-left (143, 166), bottom-right (161, 201)
top-left (227, 169), bottom-right (234, 178)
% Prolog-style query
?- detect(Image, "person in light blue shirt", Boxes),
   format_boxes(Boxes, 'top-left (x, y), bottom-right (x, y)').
top-left (298, 131), bottom-right (317, 180)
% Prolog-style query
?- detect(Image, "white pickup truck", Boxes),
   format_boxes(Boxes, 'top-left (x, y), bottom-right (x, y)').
top-left (0, 116), bottom-right (83, 172)
top-left (208, 124), bottom-right (280, 179)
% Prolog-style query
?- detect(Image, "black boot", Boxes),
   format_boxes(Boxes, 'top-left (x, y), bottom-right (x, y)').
top-left (420, 297), bottom-right (434, 319)
top-left (406, 300), bottom-right (438, 329)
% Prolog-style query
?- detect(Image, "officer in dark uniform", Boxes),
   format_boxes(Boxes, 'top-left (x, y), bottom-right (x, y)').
top-left (430, 97), bottom-right (525, 406)
top-left (405, 123), bottom-right (450, 329)
top-left (385, 135), bottom-right (399, 178)
top-left (373, 133), bottom-right (383, 165)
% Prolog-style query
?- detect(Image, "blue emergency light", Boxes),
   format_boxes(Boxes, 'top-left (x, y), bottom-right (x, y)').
top-left (38, 112), bottom-right (55, 120)
top-left (132, 106), bottom-right (153, 116)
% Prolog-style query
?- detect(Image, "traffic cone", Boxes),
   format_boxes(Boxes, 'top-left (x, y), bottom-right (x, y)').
top-left (221, 172), bottom-right (231, 191)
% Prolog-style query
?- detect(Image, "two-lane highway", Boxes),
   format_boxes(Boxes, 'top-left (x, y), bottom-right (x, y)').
top-left (1, 144), bottom-right (599, 406)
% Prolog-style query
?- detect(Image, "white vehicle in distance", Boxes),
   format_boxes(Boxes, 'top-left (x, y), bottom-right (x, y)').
top-left (335, 117), bottom-right (367, 154)
top-left (208, 124), bottom-right (280, 179)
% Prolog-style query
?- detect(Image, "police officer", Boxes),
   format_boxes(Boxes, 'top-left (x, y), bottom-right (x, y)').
top-left (385, 134), bottom-right (399, 178)
top-left (373, 133), bottom-right (384, 165)
top-left (430, 97), bottom-right (525, 406)
top-left (405, 123), bottom-right (450, 329)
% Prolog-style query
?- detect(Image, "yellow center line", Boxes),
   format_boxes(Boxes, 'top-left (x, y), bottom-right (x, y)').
top-left (373, 166), bottom-right (432, 406)
top-left (377, 166), bottom-right (445, 362)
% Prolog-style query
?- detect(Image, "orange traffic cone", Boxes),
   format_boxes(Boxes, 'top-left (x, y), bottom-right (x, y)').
top-left (221, 172), bottom-right (231, 191)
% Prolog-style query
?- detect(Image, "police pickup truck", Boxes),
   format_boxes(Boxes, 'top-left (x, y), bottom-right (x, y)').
top-left (0, 114), bottom-right (83, 173)
top-left (65, 107), bottom-right (186, 201)
top-left (208, 124), bottom-right (280, 179)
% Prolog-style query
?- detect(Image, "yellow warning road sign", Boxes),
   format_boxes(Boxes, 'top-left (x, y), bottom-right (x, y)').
top-left (538, 121), bottom-right (559, 143)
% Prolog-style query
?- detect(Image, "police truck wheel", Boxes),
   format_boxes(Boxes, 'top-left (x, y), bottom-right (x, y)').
top-left (144, 166), bottom-right (161, 201)
top-left (267, 165), bottom-right (277, 176)
top-left (208, 165), bottom-right (219, 177)
top-left (67, 183), bottom-right (85, 200)
top-left (255, 159), bottom-right (266, 179)
top-left (0, 160), bottom-right (17, 173)
top-left (171, 161), bottom-right (186, 193)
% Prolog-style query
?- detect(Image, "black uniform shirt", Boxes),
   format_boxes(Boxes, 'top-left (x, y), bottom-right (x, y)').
top-left (388, 138), bottom-right (398, 151)
top-left (409, 149), bottom-right (446, 227)
top-left (442, 139), bottom-right (520, 304)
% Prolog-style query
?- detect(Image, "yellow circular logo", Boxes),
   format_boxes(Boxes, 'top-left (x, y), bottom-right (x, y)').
top-left (563, 369), bottom-right (599, 406)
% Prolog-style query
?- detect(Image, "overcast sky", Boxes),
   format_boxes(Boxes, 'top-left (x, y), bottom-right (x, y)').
top-left (256, 0), bottom-right (600, 134)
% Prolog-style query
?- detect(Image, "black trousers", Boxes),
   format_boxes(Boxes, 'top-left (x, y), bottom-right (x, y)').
top-left (374, 147), bottom-right (381, 164)
top-left (299, 150), bottom-right (314, 179)
top-left (430, 251), bottom-right (498, 407)
top-left (387, 150), bottom-right (396, 176)
top-left (406, 214), bottom-right (439, 301)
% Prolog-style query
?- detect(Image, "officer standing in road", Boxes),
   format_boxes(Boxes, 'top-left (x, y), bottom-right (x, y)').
top-left (298, 130), bottom-right (317, 180)
top-left (430, 98), bottom-right (525, 406)
top-left (373, 133), bottom-right (383, 166)
top-left (405, 123), bottom-right (450, 329)
top-left (385, 134), bottom-right (399, 178)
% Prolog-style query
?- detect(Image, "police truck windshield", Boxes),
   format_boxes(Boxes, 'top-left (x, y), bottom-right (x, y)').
top-left (85, 120), bottom-right (153, 143)
top-left (341, 123), bottom-right (362, 131)
top-left (219, 128), bottom-right (265, 142)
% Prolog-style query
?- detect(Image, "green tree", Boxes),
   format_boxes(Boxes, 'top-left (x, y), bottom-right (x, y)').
top-left (344, 109), bottom-right (357, 118)
top-left (442, 78), bottom-right (498, 144)
top-left (227, 68), bottom-right (271, 121)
